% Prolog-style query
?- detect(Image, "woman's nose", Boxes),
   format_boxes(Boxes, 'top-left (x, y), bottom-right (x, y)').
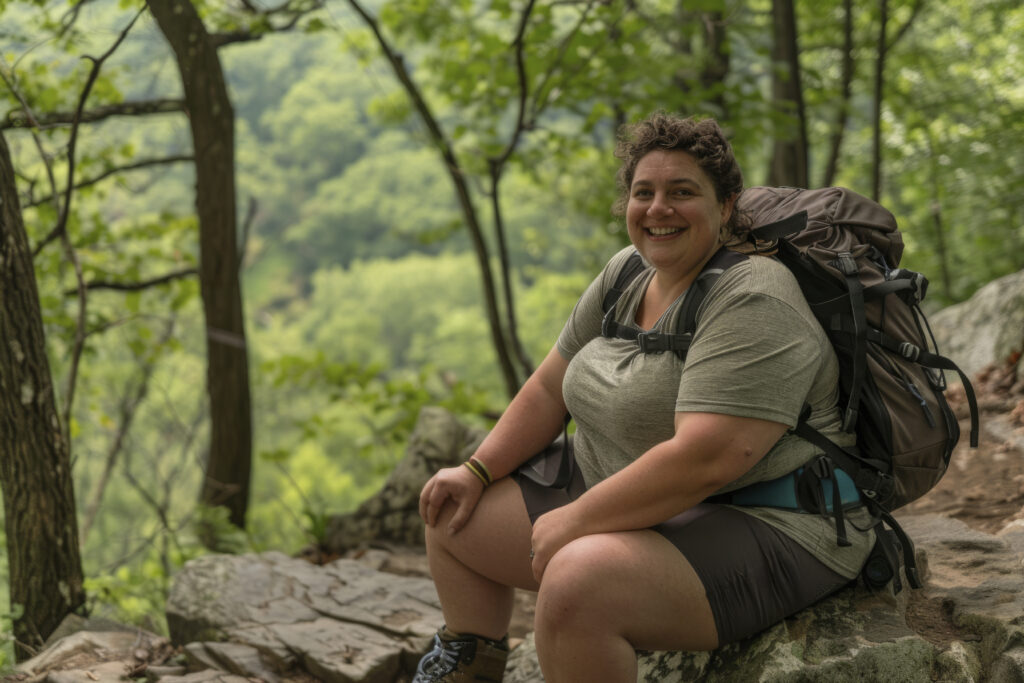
top-left (647, 194), bottom-right (674, 216)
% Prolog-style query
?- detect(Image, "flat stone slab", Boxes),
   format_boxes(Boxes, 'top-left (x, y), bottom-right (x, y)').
top-left (166, 551), bottom-right (443, 682)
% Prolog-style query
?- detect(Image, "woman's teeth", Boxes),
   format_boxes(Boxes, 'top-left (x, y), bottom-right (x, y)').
top-left (646, 226), bottom-right (681, 236)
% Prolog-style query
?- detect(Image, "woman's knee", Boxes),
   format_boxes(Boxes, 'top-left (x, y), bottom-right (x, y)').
top-left (535, 534), bottom-right (631, 632)
top-left (534, 531), bottom-right (719, 651)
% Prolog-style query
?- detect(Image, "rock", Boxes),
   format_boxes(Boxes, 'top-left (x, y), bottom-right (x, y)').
top-left (998, 519), bottom-right (1024, 555)
top-left (929, 268), bottom-right (1024, 382)
top-left (505, 514), bottom-right (1024, 683)
top-left (323, 406), bottom-right (487, 554)
top-left (505, 632), bottom-right (544, 683)
top-left (165, 551), bottom-right (444, 682)
top-left (146, 665), bottom-right (189, 682)
top-left (154, 673), bottom-right (253, 683)
top-left (184, 641), bottom-right (282, 682)
top-left (15, 626), bottom-right (172, 683)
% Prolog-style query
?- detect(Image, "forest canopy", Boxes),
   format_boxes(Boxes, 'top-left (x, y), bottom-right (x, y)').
top-left (0, 0), bottom-right (1021, 663)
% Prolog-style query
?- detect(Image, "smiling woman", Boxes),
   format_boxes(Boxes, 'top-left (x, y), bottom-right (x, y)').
top-left (412, 112), bottom-right (872, 683)
top-left (624, 150), bottom-right (734, 328)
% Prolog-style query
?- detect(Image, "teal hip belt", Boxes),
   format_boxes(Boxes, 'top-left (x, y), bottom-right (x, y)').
top-left (707, 463), bottom-right (862, 513)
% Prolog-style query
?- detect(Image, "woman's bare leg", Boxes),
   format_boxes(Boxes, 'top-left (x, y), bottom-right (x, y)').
top-left (424, 477), bottom-right (539, 641)
top-left (533, 529), bottom-right (718, 683)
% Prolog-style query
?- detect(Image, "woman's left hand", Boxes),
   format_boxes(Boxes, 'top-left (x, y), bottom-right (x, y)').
top-left (530, 503), bottom-right (587, 583)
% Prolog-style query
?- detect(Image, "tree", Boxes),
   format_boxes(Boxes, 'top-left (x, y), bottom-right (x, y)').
top-left (870, 0), bottom-right (888, 200)
top-left (768, 0), bottom-right (809, 187)
top-left (821, 0), bottom-right (854, 188)
top-left (147, 0), bottom-right (253, 533)
top-left (0, 131), bottom-right (85, 661)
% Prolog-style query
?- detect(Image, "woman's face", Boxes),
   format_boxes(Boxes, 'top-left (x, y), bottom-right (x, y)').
top-left (625, 149), bottom-right (733, 285)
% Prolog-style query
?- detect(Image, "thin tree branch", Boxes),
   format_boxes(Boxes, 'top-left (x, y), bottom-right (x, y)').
top-left (59, 8), bottom-right (146, 444)
top-left (210, 0), bottom-right (325, 48)
top-left (344, 0), bottom-right (522, 397)
top-left (491, 0), bottom-right (536, 169)
top-left (64, 267), bottom-right (198, 296)
top-left (529, 0), bottom-right (602, 121)
top-left (0, 67), bottom-right (61, 214)
top-left (1, 98), bottom-right (185, 130)
top-left (487, 170), bottom-right (532, 377)
top-left (486, 0), bottom-right (537, 379)
top-left (238, 196), bottom-right (258, 270)
top-left (24, 154), bottom-right (194, 208)
top-left (888, 0), bottom-right (924, 50)
top-left (871, 0), bottom-right (888, 201)
top-left (80, 320), bottom-right (174, 544)
top-left (823, 0), bottom-right (854, 187)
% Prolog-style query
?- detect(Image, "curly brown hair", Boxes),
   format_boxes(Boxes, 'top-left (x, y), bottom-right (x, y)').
top-left (612, 112), bottom-right (747, 239)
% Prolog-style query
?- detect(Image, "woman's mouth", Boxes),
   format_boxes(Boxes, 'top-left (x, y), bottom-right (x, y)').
top-left (645, 226), bottom-right (683, 237)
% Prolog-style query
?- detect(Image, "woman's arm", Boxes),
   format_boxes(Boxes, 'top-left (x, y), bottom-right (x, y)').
top-left (469, 345), bottom-right (570, 480)
top-left (419, 345), bottom-right (570, 533)
top-left (529, 410), bottom-right (787, 580)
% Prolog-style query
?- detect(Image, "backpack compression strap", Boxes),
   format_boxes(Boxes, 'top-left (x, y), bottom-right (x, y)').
top-left (811, 315), bottom-right (981, 447)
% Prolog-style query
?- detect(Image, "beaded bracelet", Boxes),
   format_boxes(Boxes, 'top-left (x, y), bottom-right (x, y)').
top-left (463, 457), bottom-right (493, 487)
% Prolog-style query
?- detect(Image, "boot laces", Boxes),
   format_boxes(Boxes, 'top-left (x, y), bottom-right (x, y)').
top-left (415, 633), bottom-right (474, 679)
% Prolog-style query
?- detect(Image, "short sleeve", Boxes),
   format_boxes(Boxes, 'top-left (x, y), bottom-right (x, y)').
top-left (674, 269), bottom-right (825, 427)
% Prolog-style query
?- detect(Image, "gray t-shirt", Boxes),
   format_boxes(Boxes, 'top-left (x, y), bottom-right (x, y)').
top-left (557, 246), bottom-right (873, 578)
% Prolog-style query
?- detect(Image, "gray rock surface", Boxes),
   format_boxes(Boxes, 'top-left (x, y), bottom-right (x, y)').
top-left (929, 268), bottom-right (1024, 382)
top-left (15, 626), bottom-right (172, 683)
top-left (164, 551), bottom-right (443, 682)
top-left (323, 407), bottom-right (487, 553)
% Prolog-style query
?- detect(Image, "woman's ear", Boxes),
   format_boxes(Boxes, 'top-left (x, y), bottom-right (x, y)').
top-left (720, 194), bottom-right (737, 226)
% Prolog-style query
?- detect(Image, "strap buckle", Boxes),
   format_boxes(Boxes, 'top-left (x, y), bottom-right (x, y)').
top-left (898, 342), bottom-right (922, 361)
top-left (835, 252), bottom-right (858, 276)
top-left (637, 330), bottom-right (668, 353)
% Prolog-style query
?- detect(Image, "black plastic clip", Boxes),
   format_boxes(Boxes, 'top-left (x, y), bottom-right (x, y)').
top-left (835, 252), bottom-right (858, 276)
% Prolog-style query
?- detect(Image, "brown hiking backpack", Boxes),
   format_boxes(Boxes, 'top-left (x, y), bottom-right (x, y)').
top-left (599, 185), bottom-right (980, 589)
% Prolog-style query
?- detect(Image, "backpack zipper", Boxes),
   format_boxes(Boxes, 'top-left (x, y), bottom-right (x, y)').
top-left (873, 346), bottom-right (936, 428)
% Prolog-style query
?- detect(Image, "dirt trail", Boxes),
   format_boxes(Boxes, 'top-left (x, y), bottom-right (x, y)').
top-left (902, 356), bottom-right (1024, 533)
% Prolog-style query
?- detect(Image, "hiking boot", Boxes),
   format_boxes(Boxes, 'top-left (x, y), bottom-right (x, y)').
top-left (411, 626), bottom-right (509, 682)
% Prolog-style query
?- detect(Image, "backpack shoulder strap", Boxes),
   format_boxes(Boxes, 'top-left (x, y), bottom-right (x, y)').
top-left (601, 250), bottom-right (646, 313)
top-left (674, 247), bottom-right (750, 348)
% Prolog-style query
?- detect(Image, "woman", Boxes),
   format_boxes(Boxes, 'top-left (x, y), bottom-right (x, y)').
top-left (414, 112), bottom-right (874, 683)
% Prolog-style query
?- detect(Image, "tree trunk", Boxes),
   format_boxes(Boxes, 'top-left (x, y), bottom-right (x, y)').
top-left (0, 132), bottom-right (86, 661)
top-left (925, 130), bottom-right (953, 301)
top-left (871, 0), bottom-right (888, 201)
top-left (147, 0), bottom-right (253, 532)
top-left (700, 11), bottom-right (730, 119)
top-left (822, 0), bottom-right (854, 187)
top-left (768, 0), bottom-right (809, 188)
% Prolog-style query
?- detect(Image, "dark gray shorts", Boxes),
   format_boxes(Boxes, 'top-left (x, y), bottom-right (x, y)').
top-left (514, 447), bottom-right (850, 645)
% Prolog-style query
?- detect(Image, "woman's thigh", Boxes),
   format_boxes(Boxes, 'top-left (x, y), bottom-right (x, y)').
top-left (536, 504), bottom-right (850, 651)
top-left (428, 476), bottom-right (540, 592)
top-left (655, 504), bottom-right (849, 645)
top-left (536, 528), bottom-right (719, 652)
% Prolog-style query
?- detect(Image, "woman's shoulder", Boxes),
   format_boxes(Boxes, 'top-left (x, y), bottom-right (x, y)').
top-left (712, 253), bottom-right (804, 304)
top-left (695, 253), bottom-right (819, 333)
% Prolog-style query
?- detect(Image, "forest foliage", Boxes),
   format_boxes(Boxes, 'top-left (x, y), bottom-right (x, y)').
top-left (0, 0), bottom-right (1021, 664)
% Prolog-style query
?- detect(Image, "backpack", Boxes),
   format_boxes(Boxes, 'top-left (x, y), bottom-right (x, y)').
top-left (600, 185), bottom-right (980, 591)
